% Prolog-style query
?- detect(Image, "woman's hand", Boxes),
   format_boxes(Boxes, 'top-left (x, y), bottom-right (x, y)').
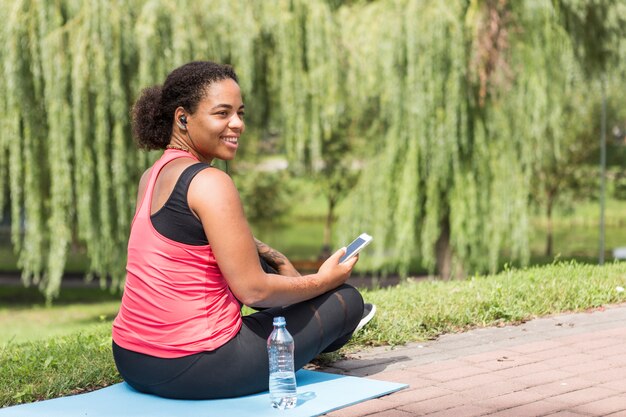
top-left (317, 247), bottom-right (358, 288)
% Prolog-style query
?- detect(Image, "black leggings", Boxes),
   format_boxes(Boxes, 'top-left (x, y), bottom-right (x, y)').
top-left (112, 283), bottom-right (364, 399)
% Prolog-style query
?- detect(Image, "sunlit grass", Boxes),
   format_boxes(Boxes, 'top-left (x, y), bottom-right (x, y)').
top-left (0, 286), bottom-right (121, 345)
top-left (1, 324), bottom-right (119, 406)
top-left (350, 261), bottom-right (626, 347)
top-left (0, 301), bottom-right (120, 345)
top-left (3, 261), bottom-right (626, 407)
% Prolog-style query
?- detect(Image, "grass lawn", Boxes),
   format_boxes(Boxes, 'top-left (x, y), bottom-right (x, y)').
top-left (0, 286), bottom-right (121, 345)
top-left (2, 260), bottom-right (626, 407)
top-left (0, 299), bottom-right (120, 345)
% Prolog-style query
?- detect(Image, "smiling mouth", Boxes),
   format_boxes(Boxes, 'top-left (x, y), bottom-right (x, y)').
top-left (221, 136), bottom-right (239, 145)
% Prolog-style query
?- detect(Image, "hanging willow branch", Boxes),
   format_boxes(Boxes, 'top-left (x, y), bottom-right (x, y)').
top-left (335, 0), bottom-right (600, 278)
top-left (0, 0), bottom-right (621, 299)
top-left (0, 0), bottom-right (339, 299)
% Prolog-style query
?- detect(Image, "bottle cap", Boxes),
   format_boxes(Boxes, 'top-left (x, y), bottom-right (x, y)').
top-left (273, 316), bottom-right (286, 326)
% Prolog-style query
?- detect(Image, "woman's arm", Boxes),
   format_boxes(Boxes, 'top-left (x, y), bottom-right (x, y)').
top-left (188, 168), bottom-right (356, 308)
top-left (254, 238), bottom-right (301, 277)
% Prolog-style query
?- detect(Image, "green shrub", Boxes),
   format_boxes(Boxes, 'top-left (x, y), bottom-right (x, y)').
top-left (235, 170), bottom-right (295, 223)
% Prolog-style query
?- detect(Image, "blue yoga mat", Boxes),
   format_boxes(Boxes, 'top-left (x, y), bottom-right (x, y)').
top-left (0, 370), bottom-right (407, 417)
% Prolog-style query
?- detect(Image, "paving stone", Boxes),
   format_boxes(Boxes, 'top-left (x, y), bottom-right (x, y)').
top-left (367, 369), bottom-right (433, 386)
top-left (400, 359), bottom-right (471, 375)
top-left (530, 352), bottom-right (596, 368)
top-left (594, 327), bottom-right (626, 338)
top-left (483, 400), bottom-right (564, 417)
top-left (321, 303), bottom-right (626, 417)
top-left (508, 340), bottom-right (565, 354)
top-left (601, 379), bottom-right (626, 392)
top-left (384, 352), bottom-right (461, 369)
top-left (482, 409), bottom-right (527, 417)
top-left (397, 392), bottom-right (469, 415)
top-left (461, 349), bottom-right (523, 364)
top-left (420, 364), bottom-right (490, 382)
top-left (593, 344), bottom-right (626, 359)
top-left (366, 409), bottom-right (416, 417)
top-left (578, 366), bottom-right (626, 384)
top-left (435, 345), bottom-right (513, 359)
top-left (477, 390), bottom-right (545, 411)
top-left (571, 395), bottom-right (626, 416)
top-left (526, 377), bottom-right (594, 397)
top-left (378, 386), bottom-right (455, 405)
top-left (574, 337), bottom-right (624, 352)
top-left (489, 360), bottom-right (555, 379)
top-left (456, 380), bottom-right (528, 402)
top-left (560, 358), bottom-right (616, 374)
top-left (525, 346), bottom-right (581, 361)
top-left (423, 404), bottom-right (491, 417)
top-left (548, 386), bottom-right (616, 406)
top-left (508, 369), bottom-right (575, 388)
top-left (437, 372), bottom-right (506, 391)
top-left (572, 395), bottom-right (626, 416)
top-left (606, 411), bottom-right (626, 417)
top-left (471, 354), bottom-right (540, 371)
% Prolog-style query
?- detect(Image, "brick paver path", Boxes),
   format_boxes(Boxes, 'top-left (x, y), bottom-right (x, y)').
top-left (323, 304), bottom-right (626, 417)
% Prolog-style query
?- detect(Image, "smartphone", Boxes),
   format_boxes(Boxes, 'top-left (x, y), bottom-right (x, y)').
top-left (339, 233), bottom-right (373, 263)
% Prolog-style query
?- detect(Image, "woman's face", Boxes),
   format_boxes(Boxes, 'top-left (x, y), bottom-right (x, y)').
top-left (187, 78), bottom-right (245, 161)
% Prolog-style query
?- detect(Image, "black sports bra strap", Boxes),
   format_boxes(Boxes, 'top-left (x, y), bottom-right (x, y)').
top-left (169, 162), bottom-right (212, 202)
top-left (150, 162), bottom-right (212, 246)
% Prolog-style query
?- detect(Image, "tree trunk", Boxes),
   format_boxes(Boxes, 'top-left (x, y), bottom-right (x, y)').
top-left (435, 218), bottom-right (453, 280)
top-left (321, 197), bottom-right (336, 259)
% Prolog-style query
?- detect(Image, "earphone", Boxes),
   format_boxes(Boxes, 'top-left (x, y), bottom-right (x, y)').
top-left (176, 112), bottom-right (229, 174)
top-left (177, 112), bottom-right (199, 157)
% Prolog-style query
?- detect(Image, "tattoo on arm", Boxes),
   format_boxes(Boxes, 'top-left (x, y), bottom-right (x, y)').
top-left (254, 237), bottom-right (289, 271)
top-left (263, 249), bottom-right (287, 270)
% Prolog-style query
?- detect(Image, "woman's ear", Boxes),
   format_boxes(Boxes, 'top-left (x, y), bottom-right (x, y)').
top-left (175, 107), bottom-right (188, 130)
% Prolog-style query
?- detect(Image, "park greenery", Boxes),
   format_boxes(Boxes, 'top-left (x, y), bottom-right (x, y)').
top-left (2, 260), bottom-right (626, 407)
top-left (0, 0), bottom-right (625, 300)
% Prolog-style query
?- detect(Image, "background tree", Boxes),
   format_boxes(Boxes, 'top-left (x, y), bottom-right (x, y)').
top-left (315, 123), bottom-right (360, 257)
top-left (1, 0), bottom-right (624, 299)
top-left (337, 0), bottom-right (535, 278)
top-left (0, 0), bottom-right (346, 299)
top-left (518, 3), bottom-right (593, 259)
top-left (336, 0), bottom-right (625, 278)
top-left (552, 0), bottom-right (626, 263)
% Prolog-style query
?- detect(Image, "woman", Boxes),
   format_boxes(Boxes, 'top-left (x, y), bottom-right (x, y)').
top-left (112, 61), bottom-right (374, 400)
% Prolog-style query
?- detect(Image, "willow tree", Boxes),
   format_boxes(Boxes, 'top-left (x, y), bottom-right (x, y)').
top-left (0, 0), bottom-right (346, 299)
top-left (2, 0), bottom-right (622, 299)
top-left (0, 0), bottom-right (141, 299)
top-left (553, 0), bottom-right (626, 263)
top-left (335, 0), bottom-right (600, 278)
top-left (262, 1), bottom-right (350, 251)
top-left (520, 5), bottom-right (596, 258)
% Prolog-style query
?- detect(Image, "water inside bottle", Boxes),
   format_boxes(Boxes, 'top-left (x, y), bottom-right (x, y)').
top-left (269, 371), bottom-right (297, 409)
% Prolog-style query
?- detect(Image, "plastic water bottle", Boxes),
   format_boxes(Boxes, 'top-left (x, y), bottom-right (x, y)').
top-left (267, 316), bottom-right (297, 409)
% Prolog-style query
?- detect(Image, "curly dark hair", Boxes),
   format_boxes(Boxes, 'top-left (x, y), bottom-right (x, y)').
top-left (131, 61), bottom-right (239, 150)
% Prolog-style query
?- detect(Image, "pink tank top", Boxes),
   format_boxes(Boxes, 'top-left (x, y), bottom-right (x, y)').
top-left (112, 149), bottom-right (242, 358)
